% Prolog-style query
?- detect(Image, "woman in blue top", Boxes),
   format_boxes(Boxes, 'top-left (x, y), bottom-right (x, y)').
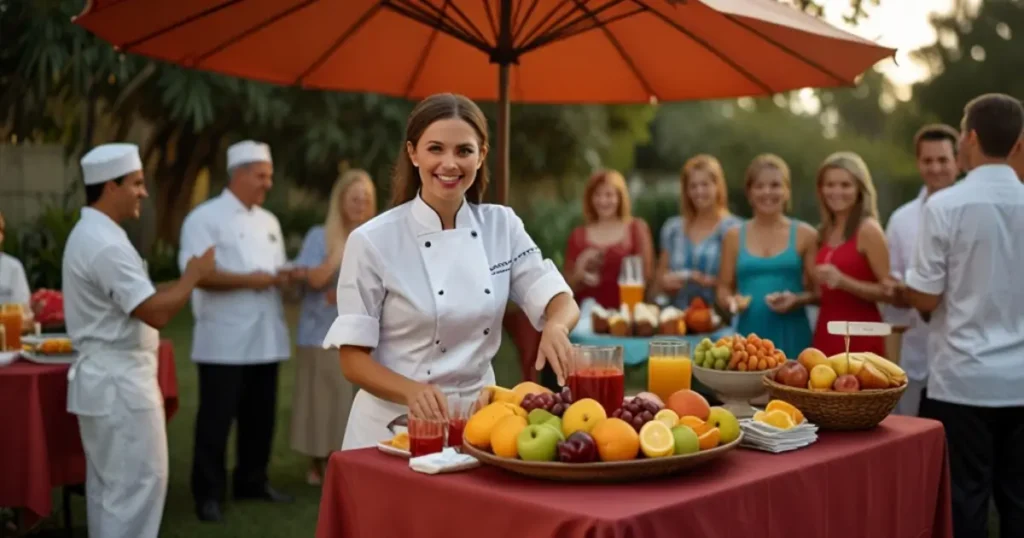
top-left (289, 169), bottom-right (376, 485)
top-left (716, 154), bottom-right (818, 359)
top-left (655, 154), bottom-right (741, 310)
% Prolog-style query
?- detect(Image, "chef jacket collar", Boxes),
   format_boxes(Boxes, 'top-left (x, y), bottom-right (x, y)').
top-left (409, 191), bottom-right (478, 236)
top-left (80, 207), bottom-right (128, 239)
top-left (220, 188), bottom-right (253, 213)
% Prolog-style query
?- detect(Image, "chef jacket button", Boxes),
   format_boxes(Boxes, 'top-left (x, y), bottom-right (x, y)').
top-left (441, 347), bottom-right (447, 353)
top-left (471, 231), bottom-right (478, 238)
top-left (483, 328), bottom-right (490, 335)
top-left (425, 241), bottom-right (431, 248)
top-left (438, 290), bottom-right (444, 296)
top-left (427, 369), bottom-right (431, 375)
top-left (485, 288), bottom-right (491, 294)
top-left (435, 340), bottom-right (440, 345)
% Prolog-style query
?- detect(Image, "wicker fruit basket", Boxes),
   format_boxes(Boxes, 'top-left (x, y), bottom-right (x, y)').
top-left (761, 375), bottom-right (906, 430)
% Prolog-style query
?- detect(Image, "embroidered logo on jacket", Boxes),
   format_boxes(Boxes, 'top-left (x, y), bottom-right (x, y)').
top-left (490, 247), bottom-right (539, 275)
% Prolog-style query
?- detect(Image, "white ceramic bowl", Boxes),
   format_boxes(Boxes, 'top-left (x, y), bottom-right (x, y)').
top-left (692, 364), bottom-right (782, 418)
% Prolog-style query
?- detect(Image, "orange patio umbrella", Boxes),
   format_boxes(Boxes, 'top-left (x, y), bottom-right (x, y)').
top-left (74, 0), bottom-right (895, 204)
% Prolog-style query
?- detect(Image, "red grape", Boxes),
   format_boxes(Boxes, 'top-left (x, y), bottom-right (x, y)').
top-left (551, 403), bottom-right (566, 416)
top-left (620, 410), bottom-right (633, 423)
top-left (611, 408), bottom-right (622, 419)
top-left (640, 411), bottom-right (653, 423)
top-left (631, 416), bottom-right (644, 431)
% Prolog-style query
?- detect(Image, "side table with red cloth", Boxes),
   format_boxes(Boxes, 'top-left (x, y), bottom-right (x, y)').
top-left (0, 340), bottom-right (178, 522)
top-left (317, 415), bottom-right (952, 538)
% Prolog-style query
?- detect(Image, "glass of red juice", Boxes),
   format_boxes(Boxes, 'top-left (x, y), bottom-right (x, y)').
top-left (408, 416), bottom-right (445, 457)
top-left (446, 393), bottom-right (476, 450)
top-left (567, 345), bottom-right (625, 415)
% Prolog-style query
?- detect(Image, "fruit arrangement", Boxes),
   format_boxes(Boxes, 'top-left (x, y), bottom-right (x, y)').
top-left (30, 288), bottom-right (64, 326)
top-left (693, 333), bottom-right (787, 371)
top-left (752, 400), bottom-right (805, 430)
top-left (464, 387), bottom-right (740, 464)
top-left (773, 347), bottom-right (908, 392)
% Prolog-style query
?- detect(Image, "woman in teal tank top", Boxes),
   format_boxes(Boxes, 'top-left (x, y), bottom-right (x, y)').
top-left (716, 154), bottom-right (818, 360)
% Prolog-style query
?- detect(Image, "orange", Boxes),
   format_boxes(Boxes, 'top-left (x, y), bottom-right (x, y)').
top-left (590, 418), bottom-right (640, 462)
top-left (766, 400), bottom-right (805, 424)
top-left (761, 410), bottom-right (796, 430)
top-left (489, 415), bottom-right (528, 458)
top-left (639, 421), bottom-right (675, 458)
top-left (697, 427), bottom-right (721, 450)
top-left (388, 432), bottom-right (410, 451)
top-left (665, 390), bottom-right (710, 421)
top-left (678, 415), bottom-right (710, 436)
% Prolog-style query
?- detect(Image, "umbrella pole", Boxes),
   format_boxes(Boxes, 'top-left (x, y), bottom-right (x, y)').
top-left (495, 63), bottom-right (510, 206)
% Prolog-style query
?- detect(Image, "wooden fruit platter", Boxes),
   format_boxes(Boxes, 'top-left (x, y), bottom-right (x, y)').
top-left (461, 433), bottom-right (743, 483)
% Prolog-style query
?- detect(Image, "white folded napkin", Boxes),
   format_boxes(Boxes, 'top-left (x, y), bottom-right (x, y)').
top-left (739, 418), bottom-right (818, 453)
top-left (408, 447), bottom-right (480, 475)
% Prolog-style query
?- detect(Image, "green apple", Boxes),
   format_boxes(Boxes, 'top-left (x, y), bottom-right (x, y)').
top-left (528, 408), bottom-right (556, 426)
top-left (517, 424), bottom-right (562, 461)
top-left (707, 407), bottom-right (741, 444)
top-left (671, 425), bottom-right (700, 455)
top-left (544, 416), bottom-right (562, 434)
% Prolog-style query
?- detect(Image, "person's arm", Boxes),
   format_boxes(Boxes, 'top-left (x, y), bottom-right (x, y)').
top-left (295, 227), bottom-right (338, 290)
top-left (715, 227), bottom-right (739, 310)
top-left (562, 226), bottom-right (586, 290)
top-left (882, 213), bottom-right (913, 312)
top-left (634, 219), bottom-right (656, 285)
top-left (653, 217), bottom-right (684, 296)
top-left (178, 212), bottom-right (273, 291)
top-left (834, 220), bottom-right (891, 303)
top-left (794, 223), bottom-right (820, 307)
top-left (904, 202), bottom-right (947, 315)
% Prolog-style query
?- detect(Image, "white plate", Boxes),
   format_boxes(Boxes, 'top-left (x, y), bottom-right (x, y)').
top-left (21, 350), bottom-right (78, 364)
top-left (21, 333), bottom-right (70, 346)
top-left (0, 351), bottom-right (19, 366)
top-left (377, 442), bottom-right (411, 459)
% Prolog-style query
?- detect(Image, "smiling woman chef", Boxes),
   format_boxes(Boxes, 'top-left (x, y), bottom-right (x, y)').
top-left (323, 93), bottom-right (580, 449)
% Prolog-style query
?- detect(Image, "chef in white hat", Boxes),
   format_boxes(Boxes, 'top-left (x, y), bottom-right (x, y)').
top-left (62, 143), bottom-right (215, 538)
top-left (178, 139), bottom-right (295, 523)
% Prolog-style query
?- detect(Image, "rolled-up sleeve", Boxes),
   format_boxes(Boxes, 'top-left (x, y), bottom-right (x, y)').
top-left (92, 243), bottom-right (157, 315)
top-left (506, 208), bottom-right (573, 331)
top-left (906, 202), bottom-right (948, 295)
top-left (322, 230), bottom-right (384, 349)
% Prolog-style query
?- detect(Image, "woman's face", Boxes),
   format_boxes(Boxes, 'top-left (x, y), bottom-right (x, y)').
top-left (748, 167), bottom-right (789, 215)
top-left (591, 181), bottom-right (621, 220)
top-left (820, 167), bottom-right (859, 215)
top-left (407, 118), bottom-right (486, 207)
top-left (686, 169), bottom-right (718, 212)
top-left (342, 179), bottom-right (374, 224)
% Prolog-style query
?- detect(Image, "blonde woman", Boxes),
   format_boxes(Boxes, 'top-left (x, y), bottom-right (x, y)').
top-left (717, 154), bottom-right (818, 359)
top-left (563, 169), bottom-right (654, 308)
top-left (290, 169), bottom-right (376, 485)
top-left (655, 154), bottom-right (741, 309)
top-left (811, 152), bottom-right (891, 357)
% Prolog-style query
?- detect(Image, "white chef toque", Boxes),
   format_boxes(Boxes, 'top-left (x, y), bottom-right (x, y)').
top-left (227, 140), bottom-right (273, 169)
top-left (80, 143), bottom-right (143, 185)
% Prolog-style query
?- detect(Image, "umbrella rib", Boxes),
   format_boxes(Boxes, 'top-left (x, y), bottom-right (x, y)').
top-left (516, 0), bottom-right (576, 49)
top-left (192, 0), bottom-right (320, 66)
top-left (294, 2), bottom-right (382, 85)
top-left (563, 0), bottom-right (657, 98)
top-left (519, 0), bottom-right (640, 54)
top-left (721, 14), bottom-right (851, 85)
top-left (386, 0), bottom-right (491, 51)
top-left (511, 0), bottom-right (541, 39)
top-left (633, 0), bottom-right (773, 94)
top-left (482, 0), bottom-right (500, 43)
top-left (120, 0), bottom-right (244, 51)
top-left (403, 9), bottom-right (445, 96)
top-left (406, 0), bottom-right (491, 46)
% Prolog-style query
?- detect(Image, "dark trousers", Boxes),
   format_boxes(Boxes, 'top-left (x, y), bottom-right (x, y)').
top-left (920, 392), bottom-right (1024, 538)
top-left (191, 362), bottom-right (279, 504)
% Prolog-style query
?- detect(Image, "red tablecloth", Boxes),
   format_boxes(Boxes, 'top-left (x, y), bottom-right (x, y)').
top-left (317, 415), bottom-right (952, 538)
top-left (0, 340), bottom-right (178, 520)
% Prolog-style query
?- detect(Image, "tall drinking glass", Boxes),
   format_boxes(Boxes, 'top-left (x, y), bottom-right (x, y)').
top-left (445, 392), bottom-right (476, 450)
top-left (408, 416), bottom-right (445, 457)
top-left (647, 339), bottom-right (692, 402)
top-left (568, 345), bottom-right (625, 415)
top-left (0, 304), bottom-right (23, 352)
top-left (617, 255), bottom-right (645, 315)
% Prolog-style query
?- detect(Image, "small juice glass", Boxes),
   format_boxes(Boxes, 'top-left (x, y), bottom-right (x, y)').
top-left (647, 339), bottom-right (692, 402)
top-left (446, 393), bottom-right (476, 450)
top-left (567, 345), bottom-right (625, 415)
top-left (0, 304), bottom-right (23, 352)
top-left (617, 282), bottom-right (645, 314)
top-left (408, 416), bottom-right (445, 457)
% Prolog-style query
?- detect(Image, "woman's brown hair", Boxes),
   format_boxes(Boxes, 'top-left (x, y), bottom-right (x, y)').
top-left (389, 93), bottom-right (490, 208)
top-left (744, 153), bottom-right (792, 212)
top-left (581, 169), bottom-right (632, 224)
top-left (680, 154), bottom-right (729, 221)
top-left (815, 151), bottom-right (879, 243)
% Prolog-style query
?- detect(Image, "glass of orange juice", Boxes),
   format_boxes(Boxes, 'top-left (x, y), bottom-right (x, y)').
top-left (0, 304), bottom-right (23, 352)
top-left (647, 339), bottom-right (692, 402)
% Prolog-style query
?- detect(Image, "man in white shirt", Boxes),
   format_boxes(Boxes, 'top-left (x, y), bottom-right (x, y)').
top-left (903, 93), bottom-right (1024, 538)
top-left (178, 140), bottom-right (295, 523)
top-left (63, 143), bottom-right (215, 538)
top-left (883, 124), bottom-right (960, 416)
top-left (0, 210), bottom-right (34, 331)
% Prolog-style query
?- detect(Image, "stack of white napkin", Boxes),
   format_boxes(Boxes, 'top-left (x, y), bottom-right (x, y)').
top-left (739, 418), bottom-right (818, 453)
top-left (408, 447), bottom-right (480, 475)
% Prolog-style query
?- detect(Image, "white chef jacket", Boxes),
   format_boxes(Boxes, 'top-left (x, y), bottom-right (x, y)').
top-left (63, 207), bottom-right (161, 416)
top-left (0, 253), bottom-right (31, 310)
top-left (323, 194), bottom-right (572, 449)
top-left (906, 164), bottom-right (1024, 407)
top-left (178, 190), bottom-right (290, 365)
top-left (882, 187), bottom-right (930, 383)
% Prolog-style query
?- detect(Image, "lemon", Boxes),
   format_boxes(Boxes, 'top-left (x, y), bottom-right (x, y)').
top-left (639, 421), bottom-right (675, 458)
top-left (654, 409), bottom-right (680, 428)
top-left (761, 410), bottom-right (796, 430)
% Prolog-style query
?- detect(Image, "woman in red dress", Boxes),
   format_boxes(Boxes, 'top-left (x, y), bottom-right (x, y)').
top-left (563, 170), bottom-right (654, 309)
top-left (811, 152), bottom-right (894, 356)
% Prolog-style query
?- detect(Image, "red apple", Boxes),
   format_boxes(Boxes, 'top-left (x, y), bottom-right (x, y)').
top-left (775, 361), bottom-right (810, 388)
top-left (832, 374), bottom-right (861, 392)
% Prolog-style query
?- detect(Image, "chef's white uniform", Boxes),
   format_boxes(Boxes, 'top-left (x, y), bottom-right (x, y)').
top-left (323, 194), bottom-right (572, 449)
top-left (63, 207), bottom-right (166, 538)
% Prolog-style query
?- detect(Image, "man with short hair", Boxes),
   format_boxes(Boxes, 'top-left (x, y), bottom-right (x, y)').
top-left (63, 143), bottom-right (215, 538)
top-left (903, 93), bottom-right (1024, 538)
top-left (883, 124), bottom-right (960, 416)
top-left (179, 140), bottom-right (295, 523)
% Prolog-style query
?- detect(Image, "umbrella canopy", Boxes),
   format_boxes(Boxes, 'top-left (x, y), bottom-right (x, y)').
top-left (74, 0), bottom-right (895, 203)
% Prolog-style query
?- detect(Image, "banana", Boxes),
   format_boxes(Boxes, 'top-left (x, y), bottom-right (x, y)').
top-left (857, 353), bottom-right (907, 387)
